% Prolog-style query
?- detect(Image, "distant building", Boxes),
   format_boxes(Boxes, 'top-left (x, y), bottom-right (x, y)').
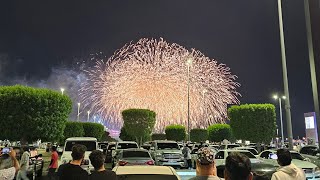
top-left (304, 112), bottom-right (318, 145)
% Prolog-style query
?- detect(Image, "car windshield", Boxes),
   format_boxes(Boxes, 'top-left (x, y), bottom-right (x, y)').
top-left (117, 143), bottom-right (138, 149)
top-left (157, 143), bottom-right (179, 150)
top-left (228, 144), bottom-right (240, 149)
top-left (117, 174), bottom-right (178, 180)
top-left (123, 151), bottom-right (150, 158)
top-left (291, 152), bottom-right (305, 160)
top-left (65, 141), bottom-right (96, 151)
top-left (228, 151), bottom-right (256, 158)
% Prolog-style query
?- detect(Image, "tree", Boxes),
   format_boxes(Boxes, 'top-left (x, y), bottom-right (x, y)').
top-left (64, 121), bottom-right (85, 139)
top-left (229, 104), bottom-right (276, 143)
top-left (151, 133), bottom-right (167, 140)
top-left (100, 131), bottom-right (116, 142)
top-left (82, 122), bottom-right (105, 140)
top-left (190, 128), bottom-right (208, 142)
top-left (122, 109), bottom-right (156, 144)
top-left (0, 85), bottom-right (72, 143)
top-left (207, 124), bottom-right (232, 142)
top-left (165, 125), bottom-right (186, 141)
top-left (119, 126), bottom-right (135, 141)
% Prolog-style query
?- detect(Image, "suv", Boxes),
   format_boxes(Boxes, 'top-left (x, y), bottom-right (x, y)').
top-left (300, 145), bottom-right (320, 167)
top-left (60, 137), bottom-right (98, 172)
top-left (150, 140), bottom-right (185, 168)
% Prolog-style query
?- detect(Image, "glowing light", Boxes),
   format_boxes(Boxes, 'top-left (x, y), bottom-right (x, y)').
top-left (80, 38), bottom-right (240, 132)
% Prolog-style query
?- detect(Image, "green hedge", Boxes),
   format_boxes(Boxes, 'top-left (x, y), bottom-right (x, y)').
top-left (229, 104), bottom-right (276, 143)
top-left (190, 128), bottom-right (208, 142)
top-left (82, 122), bottom-right (105, 140)
top-left (64, 121), bottom-right (85, 139)
top-left (207, 124), bottom-right (231, 142)
top-left (0, 85), bottom-right (72, 142)
top-left (151, 134), bottom-right (167, 140)
top-left (165, 125), bottom-right (186, 141)
top-left (119, 126), bottom-right (135, 141)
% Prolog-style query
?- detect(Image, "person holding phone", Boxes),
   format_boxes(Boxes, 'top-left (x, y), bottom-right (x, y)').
top-left (0, 147), bottom-right (20, 180)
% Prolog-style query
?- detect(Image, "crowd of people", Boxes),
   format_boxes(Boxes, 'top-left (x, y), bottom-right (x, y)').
top-left (0, 144), bottom-right (307, 180)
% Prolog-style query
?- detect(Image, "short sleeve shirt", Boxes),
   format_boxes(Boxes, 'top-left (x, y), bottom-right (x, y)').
top-left (49, 151), bottom-right (59, 168)
top-left (0, 167), bottom-right (16, 180)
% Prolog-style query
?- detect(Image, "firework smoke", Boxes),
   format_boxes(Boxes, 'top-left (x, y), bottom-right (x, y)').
top-left (80, 38), bottom-right (240, 132)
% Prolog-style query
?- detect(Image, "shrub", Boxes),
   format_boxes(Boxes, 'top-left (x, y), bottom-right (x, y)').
top-left (190, 128), bottom-right (208, 142)
top-left (82, 122), bottom-right (105, 140)
top-left (165, 125), bottom-right (186, 141)
top-left (64, 121), bottom-right (85, 139)
top-left (151, 133), bottom-right (167, 140)
top-left (207, 124), bottom-right (231, 142)
top-left (0, 85), bottom-right (72, 142)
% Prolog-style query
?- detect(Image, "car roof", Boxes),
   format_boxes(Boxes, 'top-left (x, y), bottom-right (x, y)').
top-left (154, 140), bottom-right (177, 143)
top-left (118, 141), bottom-right (138, 144)
top-left (66, 137), bottom-right (97, 141)
top-left (121, 148), bottom-right (149, 152)
top-left (219, 149), bottom-right (251, 153)
top-left (262, 150), bottom-right (300, 154)
top-left (113, 166), bottom-right (176, 175)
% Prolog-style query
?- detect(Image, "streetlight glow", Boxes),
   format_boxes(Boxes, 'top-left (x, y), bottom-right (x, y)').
top-left (282, 96), bottom-right (286, 99)
top-left (87, 110), bottom-right (90, 121)
top-left (273, 95), bottom-right (278, 100)
top-left (60, 88), bottom-right (65, 95)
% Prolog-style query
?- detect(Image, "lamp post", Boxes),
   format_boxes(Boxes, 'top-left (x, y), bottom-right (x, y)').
top-left (202, 89), bottom-right (207, 120)
top-left (87, 111), bottom-right (90, 122)
top-left (60, 88), bottom-right (65, 95)
top-left (273, 94), bottom-right (286, 146)
top-left (277, 0), bottom-right (293, 149)
top-left (186, 57), bottom-right (193, 142)
top-left (77, 103), bottom-right (80, 122)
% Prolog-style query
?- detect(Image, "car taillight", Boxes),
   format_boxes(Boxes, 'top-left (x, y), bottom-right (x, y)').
top-left (118, 160), bottom-right (128, 166)
top-left (145, 160), bottom-right (154, 165)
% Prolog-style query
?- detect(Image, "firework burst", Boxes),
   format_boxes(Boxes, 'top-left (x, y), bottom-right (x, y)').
top-left (80, 38), bottom-right (240, 132)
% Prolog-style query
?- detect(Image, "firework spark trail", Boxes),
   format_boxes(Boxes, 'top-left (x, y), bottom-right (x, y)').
top-left (80, 38), bottom-right (240, 132)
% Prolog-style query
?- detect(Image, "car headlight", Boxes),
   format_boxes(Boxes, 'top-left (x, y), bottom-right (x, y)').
top-left (315, 167), bottom-right (320, 173)
top-left (156, 152), bottom-right (162, 156)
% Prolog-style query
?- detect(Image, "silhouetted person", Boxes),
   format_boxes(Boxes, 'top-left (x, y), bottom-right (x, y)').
top-left (224, 152), bottom-right (253, 180)
top-left (89, 150), bottom-right (117, 180)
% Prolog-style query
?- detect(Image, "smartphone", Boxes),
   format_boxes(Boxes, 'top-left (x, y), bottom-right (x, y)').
top-left (1, 147), bottom-right (10, 154)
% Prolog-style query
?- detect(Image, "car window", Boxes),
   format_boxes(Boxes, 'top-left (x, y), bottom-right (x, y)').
top-left (65, 141), bottom-right (96, 151)
top-left (157, 143), bottom-right (179, 150)
top-left (228, 151), bottom-right (256, 158)
top-left (260, 151), bottom-right (271, 159)
top-left (117, 143), bottom-right (138, 149)
top-left (215, 151), bottom-right (224, 159)
top-left (291, 152), bottom-right (305, 160)
top-left (300, 147), bottom-right (308, 154)
top-left (122, 151), bottom-right (150, 158)
top-left (227, 144), bottom-right (240, 149)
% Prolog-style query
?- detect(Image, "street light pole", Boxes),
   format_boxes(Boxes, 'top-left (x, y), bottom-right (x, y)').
top-left (77, 103), bottom-right (80, 122)
top-left (273, 95), bottom-right (285, 147)
top-left (186, 57), bottom-right (192, 142)
top-left (87, 111), bottom-right (90, 122)
top-left (60, 88), bottom-right (65, 95)
top-left (277, 0), bottom-right (293, 149)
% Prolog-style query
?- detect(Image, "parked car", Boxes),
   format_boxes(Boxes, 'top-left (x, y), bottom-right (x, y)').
top-left (112, 165), bottom-right (181, 180)
top-left (300, 145), bottom-right (320, 167)
top-left (215, 149), bottom-right (277, 178)
top-left (98, 142), bottom-right (108, 154)
top-left (219, 144), bottom-right (240, 150)
top-left (60, 137), bottom-right (99, 172)
top-left (150, 140), bottom-right (185, 168)
top-left (113, 148), bottom-right (154, 167)
top-left (141, 143), bottom-right (151, 150)
top-left (233, 147), bottom-right (258, 155)
top-left (105, 142), bottom-right (116, 163)
top-left (258, 149), bottom-right (320, 179)
top-left (112, 141), bottom-right (139, 157)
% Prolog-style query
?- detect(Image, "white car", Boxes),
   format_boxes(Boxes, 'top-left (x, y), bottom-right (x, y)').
top-left (215, 149), bottom-right (277, 178)
top-left (112, 165), bottom-right (181, 180)
top-left (219, 144), bottom-right (240, 150)
top-left (258, 150), bottom-right (320, 180)
top-left (60, 137), bottom-right (99, 172)
top-left (233, 147), bottom-right (258, 155)
top-left (112, 141), bottom-right (139, 157)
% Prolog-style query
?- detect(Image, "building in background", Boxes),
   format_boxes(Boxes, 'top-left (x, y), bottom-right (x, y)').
top-left (304, 112), bottom-right (318, 144)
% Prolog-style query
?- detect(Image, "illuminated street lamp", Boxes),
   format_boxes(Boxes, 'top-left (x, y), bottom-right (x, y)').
top-left (60, 88), bottom-right (65, 95)
top-left (186, 57), bottom-right (193, 141)
top-left (273, 94), bottom-right (286, 146)
top-left (77, 103), bottom-right (81, 121)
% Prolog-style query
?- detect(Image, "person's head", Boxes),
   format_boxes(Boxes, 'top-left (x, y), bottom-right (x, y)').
top-left (51, 146), bottom-right (57, 152)
top-left (0, 154), bottom-right (13, 170)
top-left (89, 150), bottom-right (105, 170)
top-left (22, 146), bottom-right (30, 152)
top-left (196, 147), bottom-right (216, 176)
top-left (71, 144), bottom-right (86, 161)
top-left (224, 152), bottom-right (252, 180)
top-left (276, 149), bottom-right (292, 166)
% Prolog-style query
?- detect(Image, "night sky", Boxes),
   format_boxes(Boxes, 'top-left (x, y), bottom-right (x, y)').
top-left (0, 0), bottom-right (314, 137)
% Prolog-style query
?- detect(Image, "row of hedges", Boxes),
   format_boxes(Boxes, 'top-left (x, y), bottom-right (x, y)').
top-left (64, 121), bottom-right (105, 141)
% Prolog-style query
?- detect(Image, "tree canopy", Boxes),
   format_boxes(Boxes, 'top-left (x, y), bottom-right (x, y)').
top-left (207, 124), bottom-right (232, 142)
top-left (165, 125), bottom-right (186, 141)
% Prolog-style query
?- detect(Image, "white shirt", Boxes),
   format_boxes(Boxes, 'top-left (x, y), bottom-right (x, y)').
top-left (0, 167), bottom-right (16, 180)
